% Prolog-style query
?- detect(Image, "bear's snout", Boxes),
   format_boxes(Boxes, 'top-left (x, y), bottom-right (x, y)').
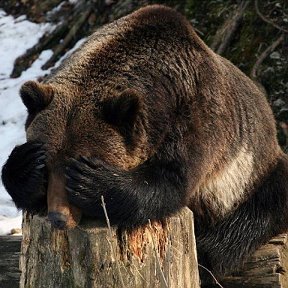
top-left (48, 211), bottom-right (67, 229)
top-left (47, 171), bottom-right (82, 229)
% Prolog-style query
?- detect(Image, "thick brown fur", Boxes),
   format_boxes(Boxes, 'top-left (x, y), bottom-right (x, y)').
top-left (2, 5), bottom-right (288, 274)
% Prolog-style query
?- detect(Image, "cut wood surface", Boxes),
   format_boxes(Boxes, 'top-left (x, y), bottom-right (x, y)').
top-left (20, 208), bottom-right (200, 288)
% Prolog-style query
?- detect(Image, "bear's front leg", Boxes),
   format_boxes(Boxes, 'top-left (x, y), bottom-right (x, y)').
top-left (65, 156), bottom-right (188, 228)
top-left (1, 142), bottom-right (48, 214)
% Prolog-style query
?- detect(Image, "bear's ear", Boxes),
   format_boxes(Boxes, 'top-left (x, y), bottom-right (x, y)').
top-left (20, 81), bottom-right (54, 114)
top-left (102, 89), bottom-right (141, 137)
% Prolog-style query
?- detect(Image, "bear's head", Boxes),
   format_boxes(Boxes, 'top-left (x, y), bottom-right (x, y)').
top-left (20, 80), bottom-right (149, 228)
top-left (18, 4), bottom-right (193, 229)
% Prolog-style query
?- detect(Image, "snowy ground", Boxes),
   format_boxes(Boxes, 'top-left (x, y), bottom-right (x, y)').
top-left (0, 11), bottom-right (53, 235)
top-left (0, 9), bottom-right (86, 235)
top-left (0, 10), bottom-right (53, 235)
top-left (0, 10), bottom-right (54, 235)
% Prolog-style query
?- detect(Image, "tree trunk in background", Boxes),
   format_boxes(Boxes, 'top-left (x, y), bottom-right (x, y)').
top-left (20, 208), bottom-right (200, 288)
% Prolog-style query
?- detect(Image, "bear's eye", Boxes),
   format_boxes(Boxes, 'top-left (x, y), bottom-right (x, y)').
top-left (102, 89), bottom-right (141, 127)
top-left (20, 80), bottom-right (54, 115)
top-left (102, 89), bottom-right (140, 127)
top-left (102, 89), bottom-right (142, 143)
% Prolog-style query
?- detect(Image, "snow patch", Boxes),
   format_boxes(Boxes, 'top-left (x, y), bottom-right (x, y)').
top-left (0, 10), bottom-right (54, 235)
top-left (0, 215), bottom-right (22, 235)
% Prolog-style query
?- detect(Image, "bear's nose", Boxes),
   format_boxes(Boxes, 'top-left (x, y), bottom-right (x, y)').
top-left (48, 212), bottom-right (67, 229)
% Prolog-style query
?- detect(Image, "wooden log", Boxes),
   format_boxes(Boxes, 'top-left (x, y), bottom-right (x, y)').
top-left (41, 7), bottom-right (92, 70)
top-left (20, 208), bottom-right (200, 288)
top-left (202, 233), bottom-right (288, 288)
top-left (0, 235), bottom-right (21, 288)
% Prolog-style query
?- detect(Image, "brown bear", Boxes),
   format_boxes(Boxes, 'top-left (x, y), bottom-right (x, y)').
top-left (2, 5), bottom-right (288, 273)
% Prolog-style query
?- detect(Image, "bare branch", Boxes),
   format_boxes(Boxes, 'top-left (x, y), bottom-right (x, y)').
top-left (251, 33), bottom-right (284, 79)
top-left (255, 0), bottom-right (288, 33)
top-left (101, 195), bottom-right (125, 288)
top-left (198, 264), bottom-right (224, 288)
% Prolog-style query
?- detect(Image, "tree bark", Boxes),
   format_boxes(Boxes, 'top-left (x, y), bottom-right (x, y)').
top-left (20, 208), bottom-right (200, 288)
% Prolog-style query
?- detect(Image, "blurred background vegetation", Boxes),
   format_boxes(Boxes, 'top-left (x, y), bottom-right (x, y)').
top-left (1, 0), bottom-right (287, 149)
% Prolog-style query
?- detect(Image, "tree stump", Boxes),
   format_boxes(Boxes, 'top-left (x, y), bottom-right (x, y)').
top-left (20, 208), bottom-right (200, 288)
